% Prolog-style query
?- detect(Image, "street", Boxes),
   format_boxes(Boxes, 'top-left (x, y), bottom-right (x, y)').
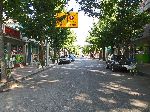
top-left (0, 59), bottom-right (150, 112)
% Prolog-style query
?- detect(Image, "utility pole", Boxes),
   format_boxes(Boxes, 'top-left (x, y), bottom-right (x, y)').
top-left (0, 0), bottom-right (6, 81)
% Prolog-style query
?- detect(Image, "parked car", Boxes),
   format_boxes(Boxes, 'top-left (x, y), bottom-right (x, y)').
top-left (106, 54), bottom-right (131, 72)
top-left (58, 55), bottom-right (71, 65)
top-left (69, 54), bottom-right (76, 62)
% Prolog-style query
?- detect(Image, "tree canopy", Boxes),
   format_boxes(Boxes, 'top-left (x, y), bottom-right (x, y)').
top-left (82, 0), bottom-right (150, 57)
top-left (1, 0), bottom-right (77, 67)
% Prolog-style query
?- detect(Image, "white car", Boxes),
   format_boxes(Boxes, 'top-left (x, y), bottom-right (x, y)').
top-left (58, 56), bottom-right (71, 65)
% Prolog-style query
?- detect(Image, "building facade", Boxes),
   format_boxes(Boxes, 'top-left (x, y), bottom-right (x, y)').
top-left (3, 25), bottom-right (26, 68)
top-left (135, 0), bottom-right (150, 74)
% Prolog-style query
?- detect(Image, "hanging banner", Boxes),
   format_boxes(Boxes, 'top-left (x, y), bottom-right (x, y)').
top-left (56, 12), bottom-right (78, 28)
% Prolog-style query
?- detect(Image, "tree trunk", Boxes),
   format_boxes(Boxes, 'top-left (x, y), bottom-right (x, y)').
top-left (117, 46), bottom-right (121, 55)
top-left (39, 40), bottom-right (45, 67)
top-left (124, 45), bottom-right (129, 58)
top-left (52, 47), bottom-right (57, 64)
top-left (0, 1), bottom-right (7, 81)
top-left (99, 49), bottom-right (102, 60)
top-left (111, 46), bottom-right (114, 54)
top-left (63, 48), bottom-right (65, 56)
top-left (54, 47), bottom-right (57, 58)
top-left (102, 47), bottom-right (105, 61)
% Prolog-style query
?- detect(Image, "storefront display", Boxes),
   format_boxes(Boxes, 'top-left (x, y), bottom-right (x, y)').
top-left (3, 25), bottom-right (26, 67)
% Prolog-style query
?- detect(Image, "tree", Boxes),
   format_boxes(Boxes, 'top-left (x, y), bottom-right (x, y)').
top-left (0, 0), bottom-right (6, 80)
top-left (0, 0), bottom-right (69, 80)
top-left (79, 0), bottom-right (150, 57)
top-left (63, 30), bottom-right (77, 53)
top-left (5, 0), bottom-right (68, 66)
top-left (49, 28), bottom-right (70, 59)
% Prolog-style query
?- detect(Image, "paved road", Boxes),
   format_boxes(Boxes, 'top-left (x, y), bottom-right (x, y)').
top-left (0, 59), bottom-right (150, 112)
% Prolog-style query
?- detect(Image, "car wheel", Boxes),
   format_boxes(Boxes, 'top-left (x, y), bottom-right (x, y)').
top-left (106, 65), bottom-right (109, 69)
top-left (111, 65), bottom-right (115, 72)
top-left (58, 62), bottom-right (61, 65)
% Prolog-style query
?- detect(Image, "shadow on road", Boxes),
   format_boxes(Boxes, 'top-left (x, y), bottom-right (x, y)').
top-left (1, 59), bottom-right (149, 112)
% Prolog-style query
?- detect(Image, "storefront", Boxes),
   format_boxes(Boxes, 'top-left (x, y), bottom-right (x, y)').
top-left (3, 25), bottom-right (25, 68)
top-left (135, 33), bottom-right (150, 75)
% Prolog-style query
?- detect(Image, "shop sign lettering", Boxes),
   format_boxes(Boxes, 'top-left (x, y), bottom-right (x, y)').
top-left (4, 26), bottom-right (20, 39)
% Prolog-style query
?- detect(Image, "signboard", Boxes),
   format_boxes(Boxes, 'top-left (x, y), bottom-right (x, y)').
top-left (56, 12), bottom-right (78, 28)
top-left (3, 25), bottom-right (20, 39)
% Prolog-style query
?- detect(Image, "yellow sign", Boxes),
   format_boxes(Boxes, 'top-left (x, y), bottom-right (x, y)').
top-left (56, 12), bottom-right (78, 28)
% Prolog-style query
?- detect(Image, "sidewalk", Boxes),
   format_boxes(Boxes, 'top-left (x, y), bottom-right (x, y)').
top-left (0, 64), bottom-right (56, 92)
top-left (11, 64), bottom-right (56, 82)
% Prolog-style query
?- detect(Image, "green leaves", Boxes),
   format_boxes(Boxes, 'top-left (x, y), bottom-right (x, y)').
top-left (81, 0), bottom-right (150, 52)
top-left (2, 0), bottom-right (77, 54)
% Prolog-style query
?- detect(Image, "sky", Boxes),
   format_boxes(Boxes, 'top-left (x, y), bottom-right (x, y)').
top-left (65, 0), bottom-right (99, 46)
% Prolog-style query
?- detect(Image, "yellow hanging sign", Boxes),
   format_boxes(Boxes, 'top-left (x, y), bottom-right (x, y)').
top-left (56, 12), bottom-right (78, 28)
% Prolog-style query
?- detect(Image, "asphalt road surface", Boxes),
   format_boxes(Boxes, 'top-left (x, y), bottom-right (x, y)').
top-left (0, 59), bottom-right (150, 112)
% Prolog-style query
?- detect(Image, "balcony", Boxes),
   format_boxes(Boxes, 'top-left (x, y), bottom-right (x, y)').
top-left (144, 0), bottom-right (150, 11)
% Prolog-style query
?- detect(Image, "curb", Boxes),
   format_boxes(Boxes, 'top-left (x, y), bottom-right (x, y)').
top-left (0, 64), bottom-right (56, 92)
top-left (0, 81), bottom-right (17, 92)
